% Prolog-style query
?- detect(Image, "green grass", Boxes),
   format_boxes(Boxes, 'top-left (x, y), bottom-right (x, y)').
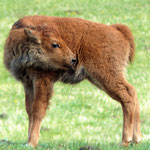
top-left (0, 0), bottom-right (150, 149)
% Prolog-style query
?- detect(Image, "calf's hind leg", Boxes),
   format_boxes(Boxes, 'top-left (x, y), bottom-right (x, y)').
top-left (88, 70), bottom-right (138, 146)
top-left (27, 75), bottom-right (54, 148)
top-left (133, 97), bottom-right (141, 144)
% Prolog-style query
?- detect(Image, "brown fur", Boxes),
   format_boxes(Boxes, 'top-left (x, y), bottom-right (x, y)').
top-left (4, 15), bottom-right (141, 147)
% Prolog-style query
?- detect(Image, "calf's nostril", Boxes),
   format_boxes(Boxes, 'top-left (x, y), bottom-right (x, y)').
top-left (72, 58), bottom-right (76, 64)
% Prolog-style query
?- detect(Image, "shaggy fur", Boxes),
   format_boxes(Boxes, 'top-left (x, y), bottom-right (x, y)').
top-left (4, 16), bottom-right (141, 147)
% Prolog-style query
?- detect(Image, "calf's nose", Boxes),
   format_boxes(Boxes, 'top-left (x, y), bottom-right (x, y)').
top-left (71, 58), bottom-right (76, 65)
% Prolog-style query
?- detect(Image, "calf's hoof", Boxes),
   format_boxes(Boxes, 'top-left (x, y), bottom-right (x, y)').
top-left (28, 141), bottom-right (37, 148)
top-left (133, 136), bottom-right (142, 144)
top-left (120, 138), bottom-right (132, 147)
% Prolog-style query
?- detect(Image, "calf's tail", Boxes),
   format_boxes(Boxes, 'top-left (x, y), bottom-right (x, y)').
top-left (111, 24), bottom-right (135, 63)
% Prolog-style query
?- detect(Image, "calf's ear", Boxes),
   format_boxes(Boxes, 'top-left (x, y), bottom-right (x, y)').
top-left (24, 28), bottom-right (39, 42)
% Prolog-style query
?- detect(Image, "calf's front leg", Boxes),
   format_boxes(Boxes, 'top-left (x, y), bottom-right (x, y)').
top-left (26, 75), bottom-right (54, 148)
top-left (24, 82), bottom-right (34, 140)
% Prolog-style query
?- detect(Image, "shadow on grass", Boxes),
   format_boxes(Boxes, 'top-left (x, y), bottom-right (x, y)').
top-left (0, 139), bottom-right (149, 150)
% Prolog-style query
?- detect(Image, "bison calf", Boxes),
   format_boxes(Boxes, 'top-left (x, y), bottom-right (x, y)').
top-left (4, 16), bottom-right (141, 147)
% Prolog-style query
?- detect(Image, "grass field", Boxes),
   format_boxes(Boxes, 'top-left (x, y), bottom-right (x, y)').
top-left (0, 0), bottom-right (150, 149)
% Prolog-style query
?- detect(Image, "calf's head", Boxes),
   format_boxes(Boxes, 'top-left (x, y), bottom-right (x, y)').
top-left (23, 28), bottom-right (76, 71)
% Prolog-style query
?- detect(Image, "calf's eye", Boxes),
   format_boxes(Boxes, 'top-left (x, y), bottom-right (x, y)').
top-left (52, 43), bottom-right (60, 48)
